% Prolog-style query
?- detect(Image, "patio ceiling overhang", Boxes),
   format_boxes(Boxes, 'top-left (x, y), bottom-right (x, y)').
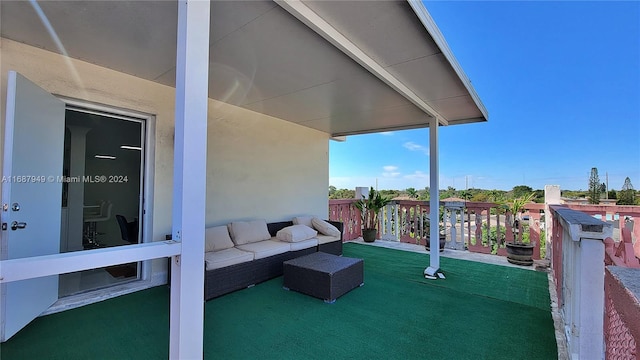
top-left (0, 0), bottom-right (488, 137)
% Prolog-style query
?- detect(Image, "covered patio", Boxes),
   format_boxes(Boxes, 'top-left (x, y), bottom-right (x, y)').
top-left (1, 243), bottom-right (556, 359)
top-left (0, 1), bottom-right (488, 357)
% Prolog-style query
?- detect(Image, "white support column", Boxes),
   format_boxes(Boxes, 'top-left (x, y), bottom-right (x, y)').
top-left (170, 1), bottom-right (210, 359)
top-left (385, 204), bottom-right (392, 239)
top-left (394, 204), bottom-right (400, 241)
top-left (428, 117), bottom-right (440, 272)
top-left (460, 208), bottom-right (465, 250)
top-left (447, 208), bottom-right (455, 247)
top-left (446, 206), bottom-right (465, 250)
top-left (381, 204), bottom-right (396, 241)
top-left (545, 185), bottom-right (561, 261)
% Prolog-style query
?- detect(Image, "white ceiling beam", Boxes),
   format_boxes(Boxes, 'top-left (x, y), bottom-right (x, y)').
top-left (276, 0), bottom-right (449, 126)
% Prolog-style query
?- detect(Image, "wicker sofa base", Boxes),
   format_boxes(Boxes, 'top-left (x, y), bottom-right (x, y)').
top-left (204, 220), bottom-right (343, 301)
top-left (318, 240), bottom-right (342, 256)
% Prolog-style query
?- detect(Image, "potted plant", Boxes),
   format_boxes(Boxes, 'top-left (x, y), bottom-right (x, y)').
top-left (354, 187), bottom-right (391, 242)
top-left (501, 193), bottom-right (535, 266)
top-left (424, 206), bottom-right (446, 252)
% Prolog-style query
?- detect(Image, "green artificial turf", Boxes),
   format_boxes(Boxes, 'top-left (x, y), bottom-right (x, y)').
top-left (1, 243), bottom-right (557, 359)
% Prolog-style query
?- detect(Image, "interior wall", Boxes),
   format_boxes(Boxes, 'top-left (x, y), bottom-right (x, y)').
top-left (0, 39), bottom-right (330, 281)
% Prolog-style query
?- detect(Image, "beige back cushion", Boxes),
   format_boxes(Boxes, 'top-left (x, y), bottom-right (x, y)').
top-left (292, 216), bottom-right (314, 228)
top-left (229, 219), bottom-right (272, 245)
top-left (205, 226), bottom-right (235, 252)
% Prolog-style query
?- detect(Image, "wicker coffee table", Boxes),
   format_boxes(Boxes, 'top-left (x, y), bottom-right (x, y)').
top-left (283, 252), bottom-right (364, 303)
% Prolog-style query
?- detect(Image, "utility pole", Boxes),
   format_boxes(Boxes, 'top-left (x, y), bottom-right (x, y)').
top-left (605, 172), bottom-right (609, 199)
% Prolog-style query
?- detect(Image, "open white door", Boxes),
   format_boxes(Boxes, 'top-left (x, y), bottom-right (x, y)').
top-left (1, 72), bottom-right (65, 341)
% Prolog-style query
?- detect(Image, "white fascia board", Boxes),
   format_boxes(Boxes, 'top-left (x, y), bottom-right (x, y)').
top-left (331, 122), bottom-right (433, 137)
top-left (408, 0), bottom-right (489, 121)
top-left (276, 0), bottom-right (448, 126)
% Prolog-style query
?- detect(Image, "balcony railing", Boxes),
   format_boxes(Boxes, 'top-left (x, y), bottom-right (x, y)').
top-left (330, 196), bottom-right (640, 359)
top-left (329, 199), bottom-right (547, 259)
top-left (329, 199), bottom-right (639, 261)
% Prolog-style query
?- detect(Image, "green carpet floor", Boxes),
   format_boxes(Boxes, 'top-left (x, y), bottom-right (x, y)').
top-left (1, 243), bottom-right (557, 359)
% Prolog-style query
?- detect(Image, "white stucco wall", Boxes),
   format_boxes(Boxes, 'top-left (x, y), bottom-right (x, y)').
top-left (206, 105), bottom-right (329, 225)
top-left (0, 38), bottom-right (329, 284)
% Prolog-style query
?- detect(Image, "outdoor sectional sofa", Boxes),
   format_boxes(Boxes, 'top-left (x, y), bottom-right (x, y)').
top-left (203, 217), bottom-right (343, 300)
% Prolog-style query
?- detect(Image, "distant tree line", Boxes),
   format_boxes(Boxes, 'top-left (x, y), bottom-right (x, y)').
top-left (619, 177), bottom-right (637, 205)
top-left (329, 184), bottom-right (544, 203)
top-left (329, 171), bottom-right (638, 205)
top-left (586, 167), bottom-right (637, 205)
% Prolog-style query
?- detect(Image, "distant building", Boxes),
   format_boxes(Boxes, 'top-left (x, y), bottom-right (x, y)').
top-left (561, 198), bottom-right (618, 205)
top-left (441, 197), bottom-right (468, 203)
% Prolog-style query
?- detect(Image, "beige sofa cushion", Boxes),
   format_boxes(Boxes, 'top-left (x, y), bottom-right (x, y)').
top-left (205, 225), bottom-right (235, 252)
top-left (288, 237), bottom-right (318, 251)
top-left (229, 219), bottom-right (272, 245)
top-left (312, 218), bottom-right (341, 237)
top-left (204, 247), bottom-right (254, 270)
top-left (237, 240), bottom-right (290, 260)
top-left (292, 216), bottom-right (314, 228)
top-left (276, 225), bottom-right (317, 242)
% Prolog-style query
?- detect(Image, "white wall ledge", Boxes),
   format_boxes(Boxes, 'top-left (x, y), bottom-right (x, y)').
top-left (552, 206), bottom-right (613, 242)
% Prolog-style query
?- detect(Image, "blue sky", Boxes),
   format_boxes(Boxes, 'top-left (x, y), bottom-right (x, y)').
top-left (329, 1), bottom-right (640, 192)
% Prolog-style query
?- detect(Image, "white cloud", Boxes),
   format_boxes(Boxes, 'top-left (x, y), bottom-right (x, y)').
top-left (379, 132), bottom-right (394, 136)
top-left (382, 165), bottom-right (400, 178)
top-left (404, 170), bottom-right (429, 180)
top-left (403, 141), bottom-right (429, 155)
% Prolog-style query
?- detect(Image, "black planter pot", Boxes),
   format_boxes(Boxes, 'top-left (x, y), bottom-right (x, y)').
top-left (362, 228), bottom-right (377, 243)
top-left (505, 242), bottom-right (534, 266)
top-left (425, 235), bottom-right (446, 252)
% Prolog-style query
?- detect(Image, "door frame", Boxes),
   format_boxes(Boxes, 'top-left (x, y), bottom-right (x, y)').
top-left (45, 96), bottom-right (157, 312)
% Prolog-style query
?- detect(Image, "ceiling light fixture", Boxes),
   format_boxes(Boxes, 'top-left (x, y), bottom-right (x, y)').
top-left (120, 145), bottom-right (142, 151)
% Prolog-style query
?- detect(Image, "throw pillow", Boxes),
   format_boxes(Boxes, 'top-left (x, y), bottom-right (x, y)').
top-left (311, 218), bottom-right (341, 237)
top-left (276, 225), bottom-right (318, 242)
